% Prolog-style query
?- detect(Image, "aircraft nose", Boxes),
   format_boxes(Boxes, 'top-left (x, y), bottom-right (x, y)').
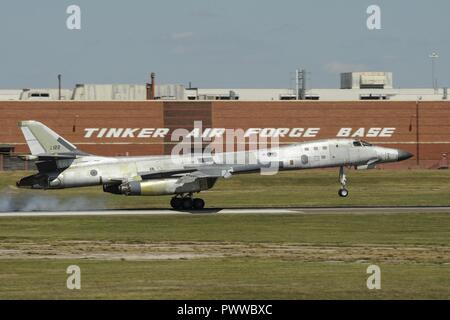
top-left (398, 150), bottom-right (414, 161)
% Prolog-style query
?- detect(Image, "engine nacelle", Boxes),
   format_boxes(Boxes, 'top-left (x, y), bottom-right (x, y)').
top-left (117, 178), bottom-right (216, 196)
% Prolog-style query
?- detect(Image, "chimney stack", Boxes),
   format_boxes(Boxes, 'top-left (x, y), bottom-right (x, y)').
top-left (146, 72), bottom-right (156, 100)
top-left (151, 72), bottom-right (155, 100)
top-left (58, 74), bottom-right (62, 100)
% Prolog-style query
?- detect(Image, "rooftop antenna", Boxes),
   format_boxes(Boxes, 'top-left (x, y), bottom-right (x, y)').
top-left (295, 69), bottom-right (308, 100)
top-left (429, 52), bottom-right (439, 93)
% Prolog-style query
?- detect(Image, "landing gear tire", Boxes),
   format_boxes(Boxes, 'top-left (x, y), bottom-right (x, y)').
top-left (338, 166), bottom-right (349, 197)
top-left (338, 188), bottom-right (349, 198)
top-left (171, 195), bottom-right (205, 210)
top-left (181, 197), bottom-right (193, 210)
top-left (193, 198), bottom-right (205, 210)
top-left (170, 197), bottom-right (182, 209)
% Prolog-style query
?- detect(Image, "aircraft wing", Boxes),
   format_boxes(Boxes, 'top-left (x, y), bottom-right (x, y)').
top-left (139, 168), bottom-right (199, 180)
top-left (140, 161), bottom-right (270, 180)
top-left (138, 164), bottom-right (237, 180)
top-left (178, 165), bottom-right (234, 178)
top-left (108, 162), bottom-right (264, 186)
top-left (18, 153), bottom-right (78, 161)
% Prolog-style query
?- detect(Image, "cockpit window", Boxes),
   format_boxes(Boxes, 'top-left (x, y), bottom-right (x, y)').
top-left (361, 140), bottom-right (372, 146)
top-left (353, 141), bottom-right (362, 147)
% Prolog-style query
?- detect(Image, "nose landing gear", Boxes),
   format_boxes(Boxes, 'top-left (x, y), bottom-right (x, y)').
top-left (338, 166), bottom-right (349, 198)
top-left (170, 194), bottom-right (205, 210)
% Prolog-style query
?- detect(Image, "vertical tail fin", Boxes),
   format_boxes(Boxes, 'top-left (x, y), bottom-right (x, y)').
top-left (19, 121), bottom-right (82, 156)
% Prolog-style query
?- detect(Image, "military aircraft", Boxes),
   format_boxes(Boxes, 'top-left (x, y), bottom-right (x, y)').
top-left (16, 121), bottom-right (413, 209)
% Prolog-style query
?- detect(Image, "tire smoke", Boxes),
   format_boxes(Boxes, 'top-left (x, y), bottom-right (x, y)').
top-left (0, 189), bottom-right (106, 212)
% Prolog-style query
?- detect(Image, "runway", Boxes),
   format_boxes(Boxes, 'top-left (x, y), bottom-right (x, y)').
top-left (1, 206), bottom-right (450, 217)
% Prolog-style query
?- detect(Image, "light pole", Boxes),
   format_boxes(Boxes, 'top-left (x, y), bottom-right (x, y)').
top-left (429, 52), bottom-right (439, 93)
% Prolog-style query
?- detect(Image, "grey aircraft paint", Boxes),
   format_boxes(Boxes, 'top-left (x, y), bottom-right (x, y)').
top-left (16, 121), bottom-right (413, 209)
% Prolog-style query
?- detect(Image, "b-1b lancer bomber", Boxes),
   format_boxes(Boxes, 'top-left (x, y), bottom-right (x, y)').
top-left (16, 121), bottom-right (413, 209)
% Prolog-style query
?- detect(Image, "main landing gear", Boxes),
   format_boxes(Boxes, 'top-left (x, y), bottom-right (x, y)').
top-left (338, 166), bottom-right (349, 198)
top-left (170, 194), bottom-right (205, 210)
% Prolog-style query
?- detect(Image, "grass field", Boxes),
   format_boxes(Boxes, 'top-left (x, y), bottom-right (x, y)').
top-left (0, 213), bottom-right (449, 299)
top-left (0, 169), bottom-right (449, 299)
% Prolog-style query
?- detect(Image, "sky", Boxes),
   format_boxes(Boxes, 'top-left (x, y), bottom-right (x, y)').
top-left (0, 0), bottom-right (449, 89)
